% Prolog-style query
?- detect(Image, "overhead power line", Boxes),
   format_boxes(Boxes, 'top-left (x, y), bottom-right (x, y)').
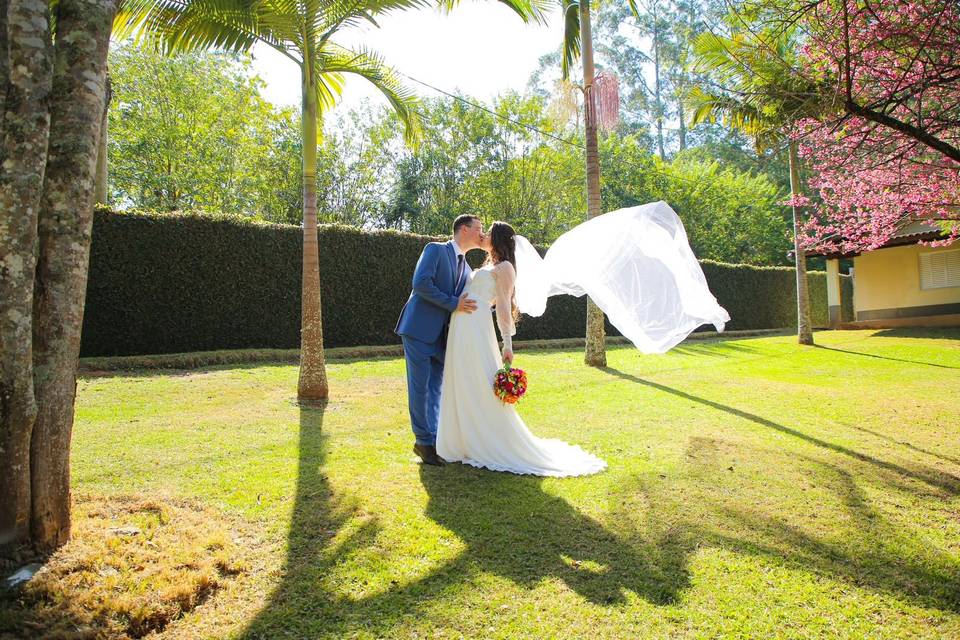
top-left (398, 71), bottom-right (707, 186)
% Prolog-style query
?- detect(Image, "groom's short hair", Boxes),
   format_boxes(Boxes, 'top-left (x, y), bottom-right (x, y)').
top-left (453, 215), bottom-right (480, 236)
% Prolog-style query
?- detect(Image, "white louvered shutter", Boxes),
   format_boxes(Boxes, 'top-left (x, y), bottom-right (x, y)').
top-left (919, 250), bottom-right (960, 289)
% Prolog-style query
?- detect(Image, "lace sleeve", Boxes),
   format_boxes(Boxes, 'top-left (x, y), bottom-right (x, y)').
top-left (493, 261), bottom-right (517, 352)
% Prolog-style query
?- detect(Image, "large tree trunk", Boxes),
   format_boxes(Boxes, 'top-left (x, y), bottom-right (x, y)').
top-left (788, 140), bottom-right (813, 346)
top-left (30, 0), bottom-right (116, 550)
top-left (580, 0), bottom-right (606, 368)
top-left (0, 0), bottom-right (7, 106)
top-left (297, 66), bottom-right (329, 404)
top-left (0, 0), bottom-right (53, 548)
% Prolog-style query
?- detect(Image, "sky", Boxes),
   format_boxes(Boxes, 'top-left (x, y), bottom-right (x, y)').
top-left (249, 3), bottom-right (564, 115)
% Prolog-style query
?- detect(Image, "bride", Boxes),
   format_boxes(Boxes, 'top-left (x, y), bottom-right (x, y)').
top-left (436, 220), bottom-right (608, 477)
top-left (436, 201), bottom-right (730, 477)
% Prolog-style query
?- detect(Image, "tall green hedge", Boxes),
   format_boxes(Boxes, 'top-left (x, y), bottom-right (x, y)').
top-left (81, 209), bottom-right (851, 357)
top-left (699, 260), bottom-right (852, 331)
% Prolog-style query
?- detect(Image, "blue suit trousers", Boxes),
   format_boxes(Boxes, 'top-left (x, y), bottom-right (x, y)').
top-left (401, 334), bottom-right (446, 446)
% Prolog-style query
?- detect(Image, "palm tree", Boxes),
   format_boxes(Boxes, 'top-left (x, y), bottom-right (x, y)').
top-left (558, 0), bottom-right (607, 367)
top-left (557, 0), bottom-right (640, 367)
top-left (115, 0), bottom-right (544, 403)
top-left (688, 27), bottom-right (829, 345)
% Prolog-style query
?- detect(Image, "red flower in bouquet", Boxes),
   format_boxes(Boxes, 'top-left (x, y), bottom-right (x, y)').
top-left (494, 363), bottom-right (528, 404)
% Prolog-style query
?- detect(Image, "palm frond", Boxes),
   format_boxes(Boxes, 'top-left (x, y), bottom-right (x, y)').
top-left (256, 0), bottom-right (305, 48)
top-left (560, 0), bottom-right (580, 80)
top-left (687, 25), bottom-right (828, 149)
top-left (687, 86), bottom-right (765, 135)
top-left (316, 43), bottom-right (423, 144)
top-left (435, 0), bottom-right (548, 24)
top-left (114, 0), bottom-right (298, 60)
top-left (310, 0), bottom-right (432, 47)
top-left (313, 70), bottom-right (346, 111)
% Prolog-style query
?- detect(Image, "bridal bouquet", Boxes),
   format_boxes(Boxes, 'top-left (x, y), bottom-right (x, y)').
top-left (494, 363), bottom-right (528, 404)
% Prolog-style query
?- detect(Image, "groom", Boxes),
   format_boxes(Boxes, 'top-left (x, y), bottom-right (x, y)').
top-left (395, 215), bottom-right (484, 466)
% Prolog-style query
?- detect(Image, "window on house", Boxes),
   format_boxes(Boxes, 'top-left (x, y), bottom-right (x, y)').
top-left (919, 249), bottom-right (960, 289)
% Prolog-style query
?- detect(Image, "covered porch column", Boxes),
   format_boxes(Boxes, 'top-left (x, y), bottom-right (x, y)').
top-left (826, 258), bottom-right (842, 328)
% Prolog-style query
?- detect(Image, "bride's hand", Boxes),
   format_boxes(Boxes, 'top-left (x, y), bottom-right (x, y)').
top-left (502, 348), bottom-right (513, 365)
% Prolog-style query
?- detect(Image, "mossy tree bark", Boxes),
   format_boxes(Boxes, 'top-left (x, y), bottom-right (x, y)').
top-left (0, 0), bottom-right (53, 547)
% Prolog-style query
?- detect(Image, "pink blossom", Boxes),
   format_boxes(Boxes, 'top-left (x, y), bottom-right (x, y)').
top-left (794, 0), bottom-right (960, 253)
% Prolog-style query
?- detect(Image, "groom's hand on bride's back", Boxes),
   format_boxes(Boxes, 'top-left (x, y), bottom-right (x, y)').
top-left (456, 293), bottom-right (477, 314)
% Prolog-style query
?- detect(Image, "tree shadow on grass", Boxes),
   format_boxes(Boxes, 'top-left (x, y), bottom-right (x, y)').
top-left (850, 424), bottom-right (960, 467)
top-left (669, 458), bottom-right (960, 613)
top-left (874, 327), bottom-right (960, 341)
top-left (812, 344), bottom-right (960, 370)
top-left (239, 409), bottom-right (693, 638)
top-left (593, 428), bottom-right (960, 618)
top-left (239, 405), bottom-right (382, 639)
top-left (671, 340), bottom-right (766, 358)
top-left (237, 366), bottom-right (959, 637)
top-left (416, 465), bottom-right (691, 607)
top-left (599, 367), bottom-right (960, 498)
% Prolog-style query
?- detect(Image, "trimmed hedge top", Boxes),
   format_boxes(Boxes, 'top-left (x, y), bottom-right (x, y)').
top-left (81, 209), bottom-right (846, 357)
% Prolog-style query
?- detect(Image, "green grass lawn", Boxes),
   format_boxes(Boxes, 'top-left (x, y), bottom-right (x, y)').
top-left (24, 329), bottom-right (960, 638)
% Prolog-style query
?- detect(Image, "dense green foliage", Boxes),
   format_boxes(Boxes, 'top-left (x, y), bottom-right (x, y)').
top-left (107, 45), bottom-right (303, 219)
top-left (81, 209), bottom-right (845, 357)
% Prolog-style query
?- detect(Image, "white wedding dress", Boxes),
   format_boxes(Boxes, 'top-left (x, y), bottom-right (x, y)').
top-left (436, 201), bottom-right (729, 477)
top-left (436, 262), bottom-right (608, 477)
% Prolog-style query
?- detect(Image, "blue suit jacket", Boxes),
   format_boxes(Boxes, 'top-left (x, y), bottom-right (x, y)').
top-left (395, 241), bottom-right (462, 344)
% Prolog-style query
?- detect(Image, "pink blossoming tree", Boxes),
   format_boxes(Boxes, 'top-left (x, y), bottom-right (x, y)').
top-left (790, 0), bottom-right (960, 253)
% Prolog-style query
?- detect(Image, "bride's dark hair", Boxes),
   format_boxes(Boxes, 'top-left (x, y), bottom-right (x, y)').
top-left (484, 221), bottom-right (520, 323)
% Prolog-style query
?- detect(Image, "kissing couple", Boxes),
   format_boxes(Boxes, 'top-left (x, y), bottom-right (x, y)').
top-left (395, 203), bottom-right (731, 477)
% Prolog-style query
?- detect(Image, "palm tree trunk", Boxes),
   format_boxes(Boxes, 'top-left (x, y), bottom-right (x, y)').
top-left (31, 0), bottom-right (117, 550)
top-left (297, 68), bottom-right (329, 404)
top-left (580, 0), bottom-right (606, 368)
top-left (0, 0), bottom-right (52, 548)
top-left (788, 139), bottom-right (813, 345)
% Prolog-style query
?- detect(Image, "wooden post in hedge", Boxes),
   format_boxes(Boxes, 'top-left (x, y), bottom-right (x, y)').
top-left (297, 55), bottom-right (329, 405)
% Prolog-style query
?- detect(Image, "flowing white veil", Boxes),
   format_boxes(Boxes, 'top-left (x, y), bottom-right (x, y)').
top-left (513, 201), bottom-right (730, 354)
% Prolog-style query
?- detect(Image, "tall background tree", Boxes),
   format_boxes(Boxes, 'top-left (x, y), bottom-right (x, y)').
top-left (99, 50), bottom-right (792, 260)
top-left (557, 0), bottom-right (627, 367)
top-left (792, 0), bottom-right (960, 252)
top-left (118, 0), bottom-right (427, 405)
top-left (688, 25), bottom-right (829, 345)
top-left (697, 0), bottom-right (958, 253)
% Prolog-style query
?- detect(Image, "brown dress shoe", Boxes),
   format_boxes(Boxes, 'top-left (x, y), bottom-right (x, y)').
top-left (413, 443), bottom-right (446, 466)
